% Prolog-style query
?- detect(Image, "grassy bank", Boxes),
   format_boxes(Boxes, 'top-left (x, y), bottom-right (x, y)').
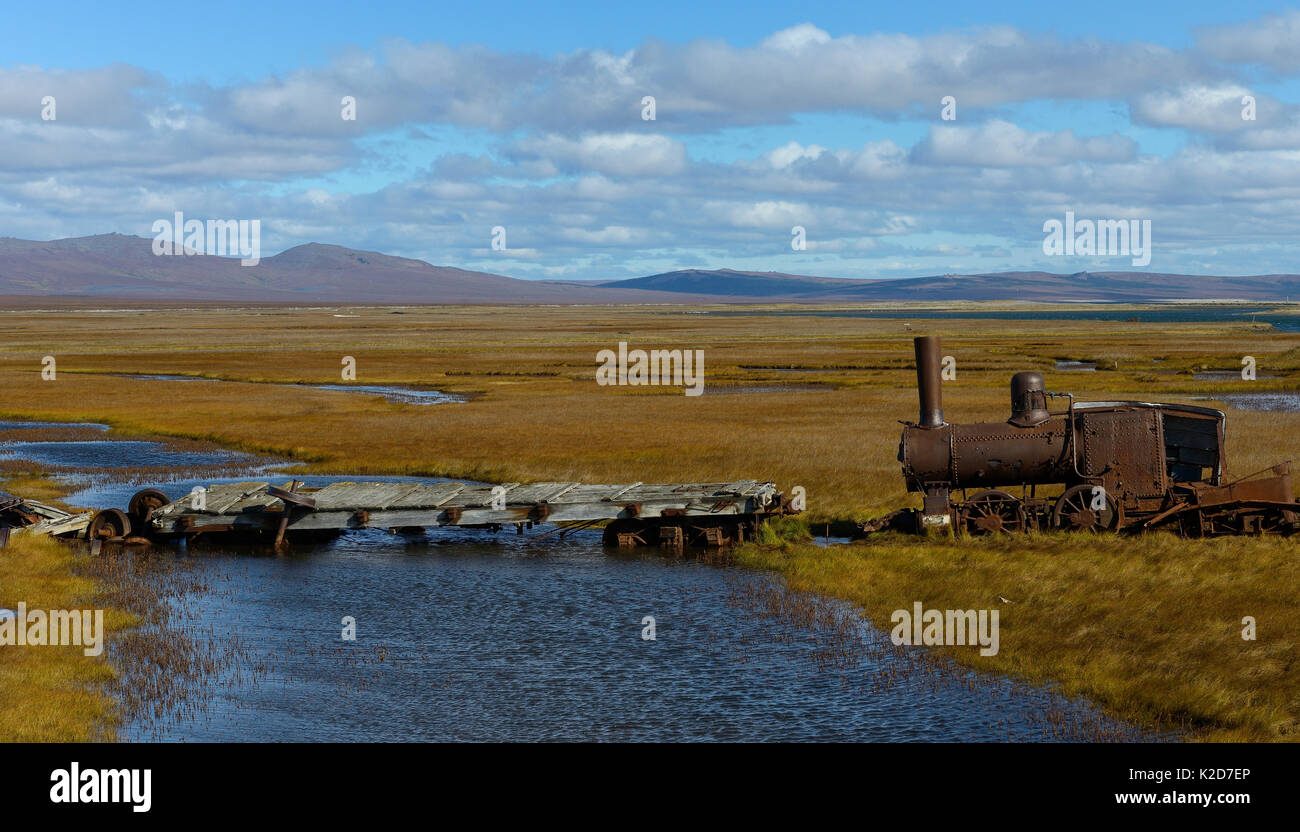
top-left (734, 530), bottom-right (1299, 742)
top-left (0, 531), bottom-right (135, 741)
top-left (1, 472), bottom-right (138, 741)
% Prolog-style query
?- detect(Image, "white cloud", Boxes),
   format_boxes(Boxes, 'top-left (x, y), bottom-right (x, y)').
top-left (1197, 11), bottom-right (1300, 73)
top-left (6, 16), bottom-right (1300, 277)
top-left (1130, 84), bottom-right (1271, 131)
top-left (510, 133), bottom-right (688, 177)
top-left (762, 141), bottom-right (827, 169)
top-left (760, 23), bottom-right (833, 52)
top-left (913, 120), bottom-right (1137, 166)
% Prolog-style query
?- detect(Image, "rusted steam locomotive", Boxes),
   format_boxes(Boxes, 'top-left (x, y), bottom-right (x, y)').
top-left (894, 336), bottom-right (1299, 537)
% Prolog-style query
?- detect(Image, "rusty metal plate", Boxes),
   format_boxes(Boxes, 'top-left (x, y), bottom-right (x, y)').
top-left (1081, 408), bottom-right (1166, 498)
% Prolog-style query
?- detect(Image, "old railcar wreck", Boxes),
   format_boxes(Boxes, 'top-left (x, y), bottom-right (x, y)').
top-left (892, 335), bottom-right (1299, 537)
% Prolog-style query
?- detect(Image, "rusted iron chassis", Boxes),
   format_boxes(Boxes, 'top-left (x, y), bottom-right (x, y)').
top-left (82, 479), bottom-right (791, 551)
top-left (888, 336), bottom-right (1299, 537)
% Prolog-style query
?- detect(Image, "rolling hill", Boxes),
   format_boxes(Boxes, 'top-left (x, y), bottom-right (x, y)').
top-left (3, 234), bottom-right (1299, 304)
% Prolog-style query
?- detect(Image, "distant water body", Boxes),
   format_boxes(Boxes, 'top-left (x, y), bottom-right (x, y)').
top-left (701, 306), bottom-right (1300, 332)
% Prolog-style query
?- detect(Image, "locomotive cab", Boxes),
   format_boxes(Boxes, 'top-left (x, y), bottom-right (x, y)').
top-left (893, 336), bottom-right (1296, 536)
top-left (1070, 401), bottom-right (1225, 493)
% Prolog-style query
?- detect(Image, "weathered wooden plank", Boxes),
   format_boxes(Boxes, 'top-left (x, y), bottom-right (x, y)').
top-left (385, 483), bottom-right (468, 509)
top-left (497, 482), bottom-right (578, 503)
top-left (148, 478), bottom-right (782, 535)
top-left (605, 482), bottom-right (642, 500)
top-left (206, 483), bottom-right (270, 514)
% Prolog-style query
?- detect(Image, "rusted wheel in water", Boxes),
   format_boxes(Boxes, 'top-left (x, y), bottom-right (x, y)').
top-left (602, 519), bottom-right (648, 548)
top-left (88, 508), bottom-right (133, 541)
top-left (1052, 485), bottom-right (1117, 532)
top-left (128, 488), bottom-right (170, 524)
top-left (958, 490), bottom-right (1026, 535)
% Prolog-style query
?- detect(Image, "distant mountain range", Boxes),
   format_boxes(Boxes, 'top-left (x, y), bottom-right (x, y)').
top-left (2, 233), bottom-right (1298, 304)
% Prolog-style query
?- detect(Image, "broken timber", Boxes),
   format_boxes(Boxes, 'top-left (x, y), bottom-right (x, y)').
top-left (145, 479), bottom-right (788, 549)
top-left (0, 492), bottom-right (93, 544)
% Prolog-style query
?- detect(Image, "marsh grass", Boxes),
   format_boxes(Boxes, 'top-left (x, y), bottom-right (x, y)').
top-left (2, 304), bottom-right (1296, 520)
top-left (0, 532), bottom-right (133, 741)
top-left (2, 302), bottom-right (1298, 740)
top-left (733, 532), bottom-right (1299, 742)
top-left (1, 470), bottom-right (257, 741)
top-left (721, 573), bottom-right (1155, 741)
top-left (78, 549), bottom-right (262, 740)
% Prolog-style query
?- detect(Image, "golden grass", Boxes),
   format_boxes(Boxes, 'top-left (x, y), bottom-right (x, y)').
top-left (0, 301), bottom-right (1297, 741)
top-left (0, 304), bottom-right (1296, 520)
top-left (734, 532), bottom-right (1300, 742)
top-left (0, 529), bottom-right (135, 742)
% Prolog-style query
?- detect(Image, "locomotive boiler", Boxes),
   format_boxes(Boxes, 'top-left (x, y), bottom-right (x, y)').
top-left (895, 336), bottom-right (1299, 537)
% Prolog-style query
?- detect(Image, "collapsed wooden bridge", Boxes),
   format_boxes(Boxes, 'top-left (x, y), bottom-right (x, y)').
top-left (62, 479), bottom-right (791, 550)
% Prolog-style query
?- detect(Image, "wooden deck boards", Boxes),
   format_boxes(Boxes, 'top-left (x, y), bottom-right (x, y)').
top-left (148, 478), bottom-right (782, 535)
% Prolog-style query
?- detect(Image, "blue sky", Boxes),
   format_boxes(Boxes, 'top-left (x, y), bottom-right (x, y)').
top-left (3, 2), bottom-right (1300, 280)
top-left (5, 1), bottom-right (1283, 71)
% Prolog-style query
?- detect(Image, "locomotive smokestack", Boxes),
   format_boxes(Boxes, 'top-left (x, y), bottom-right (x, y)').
top-left (913, 336), bottom-right (945, 428)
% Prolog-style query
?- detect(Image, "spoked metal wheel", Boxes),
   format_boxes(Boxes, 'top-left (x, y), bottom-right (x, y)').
top-left (88, 508), bottom-right (133, 541)
top-left (1051, 484), bottom-right (1117, 532)
top-left (957, 490), bottom-right (1026, 535)
top-left (128, 488), bottom-right (170, 525)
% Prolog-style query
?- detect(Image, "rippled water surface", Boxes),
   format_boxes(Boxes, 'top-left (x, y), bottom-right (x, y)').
top-left (0, 440), bottom-right (257, 469)
top-left (108, 530), bottom-right (1149, 742)
top-left (10, 425), bottom-right (1155, 742)
top-left (1217, 392), bottom-right (1300, 412)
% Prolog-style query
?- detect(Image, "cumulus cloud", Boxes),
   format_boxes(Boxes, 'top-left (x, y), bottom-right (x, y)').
top-left (1129, 84), bottom-right (1280, 131)
top-left (508, 133), bottom-right (688, 177)
top-left (1197, 11), bottom-right (1300, 73)
top-left (912, 121), bottom-right (1137, 166)
top-left (761, 141), bottom-right (827, 169)
top-left (0, 64), bottom-right (165, 127)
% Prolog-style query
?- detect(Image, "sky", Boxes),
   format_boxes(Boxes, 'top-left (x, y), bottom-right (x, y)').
top-left (3, 1), bottom-right (1300, 280)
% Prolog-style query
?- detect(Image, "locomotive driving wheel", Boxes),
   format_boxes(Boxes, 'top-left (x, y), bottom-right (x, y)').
top-left (957, 490), bottom-right (1026, 535)
top-left (128, 488), bottom-right (170, 525)
top-left (87, 508), bottom-right (133, 541)
top-left (1051, 485), bottom-right (1117, 532)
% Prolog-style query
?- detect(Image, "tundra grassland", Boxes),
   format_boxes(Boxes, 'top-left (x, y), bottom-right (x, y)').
top-left (0, 477), bottom-right (135, 741)
top-left (1, 302), bottom-right (1297, 741)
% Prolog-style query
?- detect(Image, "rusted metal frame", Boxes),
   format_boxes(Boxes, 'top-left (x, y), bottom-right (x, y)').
top-left (616, 531), bottom-right (645, 548)
top-left (1141, 500), bottom-right (1192, 529)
